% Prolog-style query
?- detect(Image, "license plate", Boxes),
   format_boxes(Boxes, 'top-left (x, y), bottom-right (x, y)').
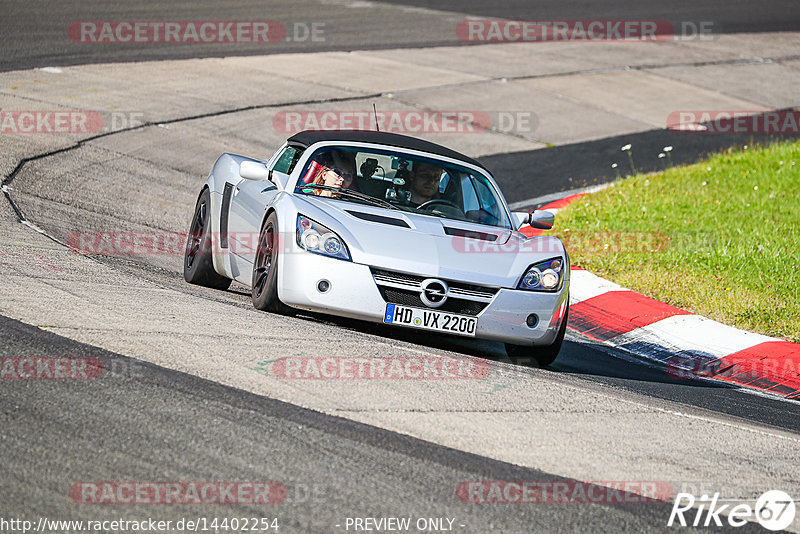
top-left (383, 304), bottom-right (477, 337)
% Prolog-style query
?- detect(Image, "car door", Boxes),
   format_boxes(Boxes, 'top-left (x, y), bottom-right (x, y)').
top-left (226, 146), bottom-right (303, 268)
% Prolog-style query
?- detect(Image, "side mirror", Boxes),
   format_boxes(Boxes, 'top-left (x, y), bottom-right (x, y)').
top-left (512, 210), bottom-right (555, 230)
top-left (511, 211), bottom-right (530, 230)
top-left (239, 160), bottom-right (270, 181)
top-left (529, 209), bottom-right (554, 230)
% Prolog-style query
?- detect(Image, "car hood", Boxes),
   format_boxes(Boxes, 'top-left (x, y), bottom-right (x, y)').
top-left (293, 195), bottom-right (565, 288)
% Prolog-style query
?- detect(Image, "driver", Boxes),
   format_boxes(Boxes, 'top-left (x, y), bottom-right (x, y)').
top-left (308, 150), bottom-right (357, 197)
top-left (407, 161), bottom-right (442, 206)
top-left (315, 165), bottom-right (354, 190)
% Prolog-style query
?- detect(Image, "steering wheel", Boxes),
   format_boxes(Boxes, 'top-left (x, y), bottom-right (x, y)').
top-left (417, 199), bottom-right (465, 215)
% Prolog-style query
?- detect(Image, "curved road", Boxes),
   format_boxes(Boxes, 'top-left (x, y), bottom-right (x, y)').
top-left (1, 2), bottom-right (799, 532)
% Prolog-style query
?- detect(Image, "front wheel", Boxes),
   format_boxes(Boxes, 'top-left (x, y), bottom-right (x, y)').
top-left (251, 212), bottom-right (291, 314)
top-left (505, 305), bottom-right (569, 368)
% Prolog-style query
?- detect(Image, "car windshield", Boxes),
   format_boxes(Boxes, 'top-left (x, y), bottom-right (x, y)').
top-left (294, 146), bottom-right (511, 229)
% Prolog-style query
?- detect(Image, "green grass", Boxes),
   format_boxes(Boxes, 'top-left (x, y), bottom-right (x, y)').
top-left (547, 141), bottom-right (800, 342)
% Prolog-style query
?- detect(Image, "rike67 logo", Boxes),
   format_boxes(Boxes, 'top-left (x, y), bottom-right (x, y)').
top-left (668, 490), bottom-right (795, 530)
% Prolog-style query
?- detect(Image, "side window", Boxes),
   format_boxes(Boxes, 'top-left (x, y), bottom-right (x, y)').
top-left (470, 176), bottom-right (504, 226)
top-left (460, 176), bottom-right (480, 212)
top-left (272, 146), bottom-right (304, 175)
top-left (438, 172), bottom-right (451, 194)
top-left (473, 177), bottom-right (498, 211)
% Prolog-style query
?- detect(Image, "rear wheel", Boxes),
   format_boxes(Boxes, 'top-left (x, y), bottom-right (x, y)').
top-left (184, 188), bottom-right (231, 290)
top-left (505, 305), bottom-right (569, 368)
top-left (251, 212), bottom-right (291, 314)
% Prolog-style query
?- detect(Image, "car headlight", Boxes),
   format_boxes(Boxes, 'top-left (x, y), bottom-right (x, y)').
top-left (517, 257), bottom-right (565, 291)
top-left (296, 214), bottom-right (351, 261)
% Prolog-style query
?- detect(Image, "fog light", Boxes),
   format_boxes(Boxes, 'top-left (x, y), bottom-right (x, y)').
top-left (317, 279), bottom-right (331, 293)
top-left (526, 314), bottom-right (539, 328)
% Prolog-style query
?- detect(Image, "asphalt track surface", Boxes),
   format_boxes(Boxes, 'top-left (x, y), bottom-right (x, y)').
top-left (3, 0), bottom-right (799, 203)
top-left (2, 1), bottom-right (800, 533)
top-left (3, 138), bottom-right (800, 531)
top-left (4, 313), bottom-right (769, 534)
top-left (2, 0), bottom-right (799, 71)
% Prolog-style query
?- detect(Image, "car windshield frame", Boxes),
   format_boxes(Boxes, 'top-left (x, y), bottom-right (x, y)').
top-left (292, 144), bottom-right (512, 229)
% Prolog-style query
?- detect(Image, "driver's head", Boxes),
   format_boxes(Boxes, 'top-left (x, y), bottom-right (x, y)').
top-left (409, 161), bottom-right (442, 203)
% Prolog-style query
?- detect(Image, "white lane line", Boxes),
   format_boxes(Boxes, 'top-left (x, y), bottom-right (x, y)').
top-left (590, 382), bottom-right (800, 442)
top-left (660, 408), bottom-right (800, 442)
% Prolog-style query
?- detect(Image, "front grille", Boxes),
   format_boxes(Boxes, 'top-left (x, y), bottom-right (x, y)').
top-left (377, 287), bottom-right (488, 316)
top-left (370, 268), bottom-right (499, 298)
top-left (371, 267), bottom-right (497, 316)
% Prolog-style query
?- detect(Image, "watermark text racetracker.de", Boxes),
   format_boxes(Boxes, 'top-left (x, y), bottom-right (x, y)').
top-left (256, 355), bottom-right (492, 380)
top-left (272, 110), bottom-right (536, 135)
top-left (69, 482), bottom-right (286, 505)
top-left (0, 111), bottom-right (144, 134)
top-left (456, 481), bottom-right (674, 503)
top-left (667, 110), bottom-right (800, 134)
top-left (69, 230), bottom-right (284, 256)
top-left (665, 353), bottom-right (800, 384)
top-left (67, 229), bottom-right (674, 257)
top-left (0, 357), bottom-right (103, 380)
top-left (456, 20), bottom-right (715, 42)
top-left (68, 21), bottom-right (326, 44)
top-left (452, 230), bottom-right (670, 255)
top-left (0, 355), bottom-right (145, 379)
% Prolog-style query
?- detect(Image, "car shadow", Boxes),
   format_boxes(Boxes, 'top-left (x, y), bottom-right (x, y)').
top-left (276, 308), bottom-right (800, 433)
top-left (553, 337), bottom-right (732, 389)
top-left (281, 309), bottom-right (731, 390)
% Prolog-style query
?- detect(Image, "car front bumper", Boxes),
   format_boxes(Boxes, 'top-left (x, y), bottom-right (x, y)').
top-left (279, 250), bottom-right (569, 346)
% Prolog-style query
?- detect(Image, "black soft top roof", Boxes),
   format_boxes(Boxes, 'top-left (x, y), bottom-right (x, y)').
top-left (287, 130), bottom-right (486, 170)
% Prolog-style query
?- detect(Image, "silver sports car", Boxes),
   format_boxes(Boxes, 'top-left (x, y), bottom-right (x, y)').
top-left (184, 131), bottom-right (569, 366)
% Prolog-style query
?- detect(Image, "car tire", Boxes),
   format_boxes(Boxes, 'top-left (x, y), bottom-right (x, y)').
top-left (505, 304), bottom-right (569, 368)
top-left (184, 188), bottom-right (232, 290)
top-left (251, 212), bottom-right (291, 314)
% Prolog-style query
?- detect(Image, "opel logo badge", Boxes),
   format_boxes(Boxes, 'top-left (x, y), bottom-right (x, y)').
top-left (420, 279), bottom-right (448, 308)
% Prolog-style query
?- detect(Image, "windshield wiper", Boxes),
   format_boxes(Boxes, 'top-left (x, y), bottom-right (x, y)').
top-left (297, 184), bottom-right (400, 211)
